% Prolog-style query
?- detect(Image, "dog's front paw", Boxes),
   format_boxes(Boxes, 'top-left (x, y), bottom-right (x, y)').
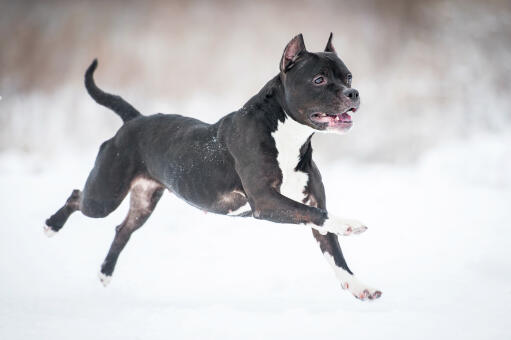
top-left (348, 284), bottom-right (382, 301)
top-left (324, 217), bottom-right (367, 236)
top-left (341, 280), bottom-right (382, 301)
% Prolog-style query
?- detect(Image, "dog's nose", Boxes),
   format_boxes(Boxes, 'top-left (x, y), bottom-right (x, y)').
top-left (343, 88), bottom-right (359, 101)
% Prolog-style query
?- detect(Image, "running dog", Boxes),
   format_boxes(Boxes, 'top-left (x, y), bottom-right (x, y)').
top-left (45, 33), bottom-right (381, 300)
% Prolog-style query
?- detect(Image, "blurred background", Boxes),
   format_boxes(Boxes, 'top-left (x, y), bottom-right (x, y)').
top-left (1, 1), bottom-right (511, 339)
top-left (1, 0), bottom-right (510, 162)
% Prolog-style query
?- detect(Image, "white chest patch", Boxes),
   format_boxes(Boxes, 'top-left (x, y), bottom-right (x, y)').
top-left (271, 116), bottom-right (315, 203)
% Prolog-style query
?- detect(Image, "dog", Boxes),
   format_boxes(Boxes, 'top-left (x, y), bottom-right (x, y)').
top-left (45, 33), bottom-right (381, 301)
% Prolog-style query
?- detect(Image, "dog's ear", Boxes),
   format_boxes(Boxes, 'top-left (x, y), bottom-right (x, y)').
top-left (280, 34), bottom-right (306, 72)
top-left (324, 32), bottom-right (336, 53)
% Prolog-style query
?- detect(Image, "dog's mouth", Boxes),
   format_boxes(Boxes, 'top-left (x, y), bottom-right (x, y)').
top-left (309, 108), bottom-right (357, 130)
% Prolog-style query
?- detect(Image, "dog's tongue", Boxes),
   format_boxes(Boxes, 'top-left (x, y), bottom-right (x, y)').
top-left (336, 112), bottom-right (352, 122)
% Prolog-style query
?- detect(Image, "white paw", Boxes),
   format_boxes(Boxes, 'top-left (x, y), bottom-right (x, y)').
top-left (98, 272), bottom-right (112, 287)
top-left (324, 217), bottom-right (368, 236)
top-left (341, 279), bottom-right (382, 301)
top-left (341, 282), bottom-right (381, 301)
top-left (43, 225), bottom-right (57, 237)
top-left (323, 252), bottom-right (381, 301)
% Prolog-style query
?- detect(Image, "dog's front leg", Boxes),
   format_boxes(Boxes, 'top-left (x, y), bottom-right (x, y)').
top-left (226, 124), bottom-right (364, 236)
top-left (314, 229), bottom-right (382, 300)
top-left (248, 189), bottom-right (367, 237)
top-left (306, 174), bottom-right (381, 301)
top-left (250, 189), bottom-right (328, 226)
top-left (250, 188), bottom-right (381, 300)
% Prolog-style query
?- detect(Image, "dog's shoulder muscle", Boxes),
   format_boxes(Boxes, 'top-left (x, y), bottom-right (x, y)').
top-left (221, 109), bottom-right (281, 179)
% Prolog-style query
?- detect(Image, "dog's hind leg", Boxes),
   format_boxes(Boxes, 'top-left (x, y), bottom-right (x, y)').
top-left (44, 139), bottom-right (137, 236)
top-left (44, 190), bottom-right (81, 236)
top-left (79, 139), bottom-right (137, 219)
top-left (98, 177), bottom-right (164, 286)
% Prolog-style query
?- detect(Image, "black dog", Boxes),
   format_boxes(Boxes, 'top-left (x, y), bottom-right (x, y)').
top-left (45, 34), bottom-right (381, 301)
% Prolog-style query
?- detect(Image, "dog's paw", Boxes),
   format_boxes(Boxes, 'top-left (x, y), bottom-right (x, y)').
top-left (98, 272), bottom-right (112, 287)
top-left (341, 280), bottom-right (382, 301)
top-left (324, 217), bottom-right (367, 236)
top-left (43, 225), bottom-right (57, 237)
top-left (323, 249), bottom-right (381, 302)
top-left (353, 288), bottom-right (382, 301)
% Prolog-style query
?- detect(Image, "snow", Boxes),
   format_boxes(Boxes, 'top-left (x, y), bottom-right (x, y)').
top-left (1, 134), bottom-right (510, 339)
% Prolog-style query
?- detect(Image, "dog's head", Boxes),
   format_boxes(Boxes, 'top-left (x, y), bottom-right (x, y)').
top-left (279, 33), bottom-right (360, 134)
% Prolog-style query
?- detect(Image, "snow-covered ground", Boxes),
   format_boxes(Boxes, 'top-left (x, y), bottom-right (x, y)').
top-left (1, 134), bottom-right (510, 340)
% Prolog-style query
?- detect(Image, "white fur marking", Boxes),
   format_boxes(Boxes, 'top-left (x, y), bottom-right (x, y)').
top-left (98, 272), bottom-right (112, 287)
top-left (43, 225), bottom-right (57, 237)
top-left (271, 116), bottom-right (315, 202)
top-left (227, 202), bottom-right (251, 216)
top-left (310, 216), bottom-right (368, 236)
top-left (322, 250), bottom-right (381, 300)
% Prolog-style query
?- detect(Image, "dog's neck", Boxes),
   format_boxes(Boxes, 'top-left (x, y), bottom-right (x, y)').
top-left (242, 75), bottom-right (315, 169)
top-left (242, 75), bottom-right (308, 134)
top-left (241, 76), bottom-right (281, 125)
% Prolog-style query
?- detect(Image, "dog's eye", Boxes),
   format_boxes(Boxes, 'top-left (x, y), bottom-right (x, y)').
top-left (313, 76), bottom-right (326, 85)
top-left (346, 74), bottom-right (352, 87)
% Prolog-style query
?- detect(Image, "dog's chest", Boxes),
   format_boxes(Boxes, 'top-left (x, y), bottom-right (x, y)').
top-left (271, 117), bottom-right (315, 202)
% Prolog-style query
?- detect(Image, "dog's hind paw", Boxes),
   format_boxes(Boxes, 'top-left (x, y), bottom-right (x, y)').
top-left (98, 272), bottom-right (112, 287)
top-left (43, 225), bottom-right (57, 237)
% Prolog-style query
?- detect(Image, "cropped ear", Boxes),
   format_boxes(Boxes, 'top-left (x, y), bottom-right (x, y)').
top-left (280, 34), bottom-right (306, 72)
top-left (324, 32), bottom-right (336, 53)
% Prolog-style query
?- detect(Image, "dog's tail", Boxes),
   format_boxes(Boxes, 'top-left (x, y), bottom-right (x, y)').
top-left (84, 59), bottom-right (141, 123)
